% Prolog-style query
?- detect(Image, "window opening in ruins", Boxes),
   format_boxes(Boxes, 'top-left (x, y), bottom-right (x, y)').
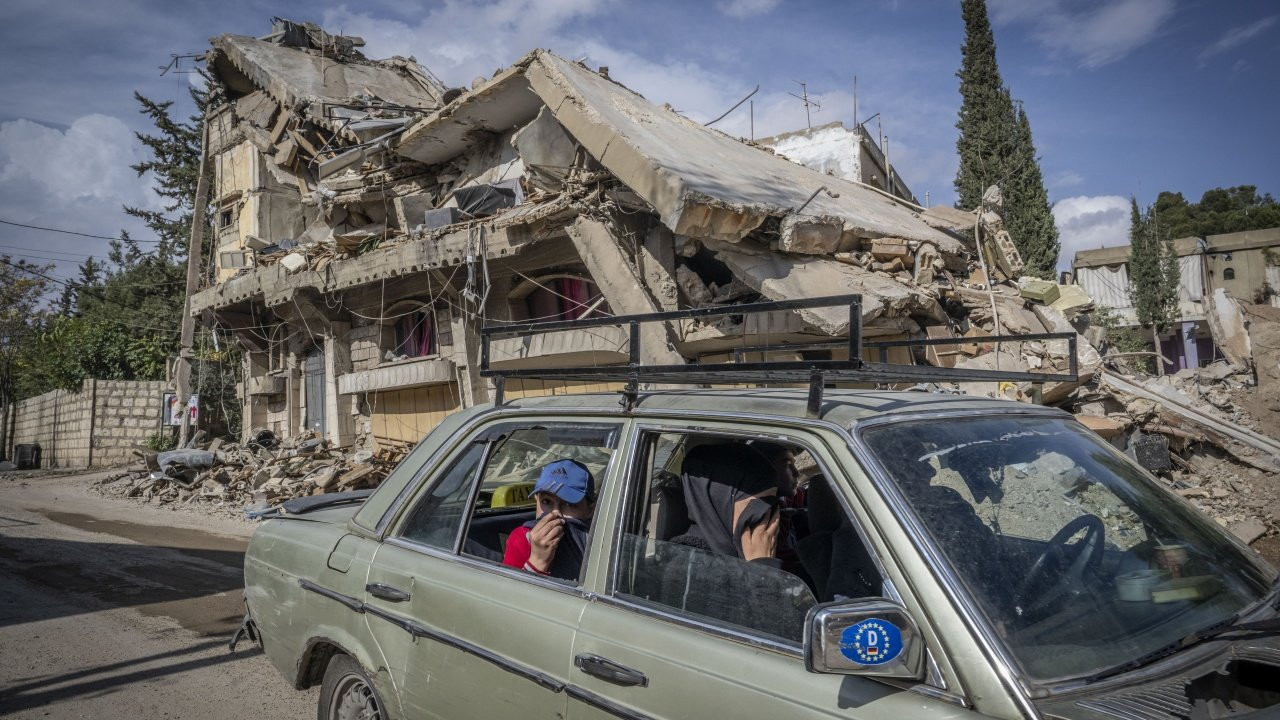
top-left (517, 275), bottom-right (610, 322)
top-left (1223, 267), bottom-right (1236, 280)
top-left (382, 300), bottom-right (450, 361)
top-left (394, 309), bottom-right (437, 358)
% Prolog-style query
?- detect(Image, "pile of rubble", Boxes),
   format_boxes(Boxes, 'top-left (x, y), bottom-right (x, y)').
top-left (94, 429), bottom-right (404, 517)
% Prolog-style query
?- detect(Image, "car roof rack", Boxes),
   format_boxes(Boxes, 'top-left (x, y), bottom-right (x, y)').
top-left (480, 294), bottom-right (1078, 416)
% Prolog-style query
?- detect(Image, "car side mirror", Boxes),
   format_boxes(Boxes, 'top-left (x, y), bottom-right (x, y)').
top-left (803, 598), bottom-right (925, 680)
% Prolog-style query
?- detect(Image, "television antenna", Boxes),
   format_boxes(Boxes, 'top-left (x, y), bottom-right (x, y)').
top-left (788, 81), bottom-right (821, 130)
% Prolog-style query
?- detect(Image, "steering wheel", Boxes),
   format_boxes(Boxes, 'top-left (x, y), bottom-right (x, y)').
top-left (1013, 514), bottom-right (1105, 618)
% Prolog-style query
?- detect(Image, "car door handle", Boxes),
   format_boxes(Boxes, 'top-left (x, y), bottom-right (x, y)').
top-left (366, 583), bottom-right (410, 602)
top-left (575, 653), bottom-right (648, 687)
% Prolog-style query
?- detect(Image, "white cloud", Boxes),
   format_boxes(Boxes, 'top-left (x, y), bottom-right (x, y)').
top-left (0, 114), bottom-right (159, 278)
top-left (0, 114), bottom-right (154, 206)
top-left (990, 0), bottom-right (1176, 69)
top-left (716, 0), bottom-right (781, 19)
top-left (323, 0), bottom-right (611, 87)
top-left (1052, 195), bottom-right (1130, 269)
top-left (1199, 16), bottom-right (1277, 62)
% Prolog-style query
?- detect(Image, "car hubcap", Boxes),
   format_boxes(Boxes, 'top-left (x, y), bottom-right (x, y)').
top-left (330, 674), bottom-right (382, 720)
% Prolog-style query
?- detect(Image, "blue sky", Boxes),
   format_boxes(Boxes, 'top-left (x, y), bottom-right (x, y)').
top-left (1, 0), bottom-right (1277, 283)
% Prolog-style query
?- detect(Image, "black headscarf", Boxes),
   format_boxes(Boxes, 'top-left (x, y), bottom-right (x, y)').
top-left (679, 443), bottom-right (779, 559)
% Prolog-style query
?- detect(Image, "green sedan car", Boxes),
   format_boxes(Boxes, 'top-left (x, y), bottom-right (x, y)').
top-left (242, 389), bottom-right (1280, 720)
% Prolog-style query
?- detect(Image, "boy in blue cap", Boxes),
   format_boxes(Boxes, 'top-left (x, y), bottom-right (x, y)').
top-left (502, 459), bottom-right (596, 580)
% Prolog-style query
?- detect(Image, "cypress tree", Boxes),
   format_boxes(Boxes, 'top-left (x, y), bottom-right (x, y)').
top-left (1005, 105), bottom-right (1060, 278)
top-left (954, 0), bottom-right (1017, 211)
top-left (955, 0), bottom-right (1060, 277)
top-left (1128, 197), bottom-right (1179, 335)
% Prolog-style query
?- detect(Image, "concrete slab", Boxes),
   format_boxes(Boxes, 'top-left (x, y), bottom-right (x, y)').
top-left (524, 51), bottom-right (964, 257)
top-left (210, 35), bottom-right (445, 119)
top-left (396, 61), bottom-right (543, 166)
top-left (704, 239), bottom-right (946, 335)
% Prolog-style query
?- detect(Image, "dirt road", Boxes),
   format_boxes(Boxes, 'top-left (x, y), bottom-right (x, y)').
top-left (0, 470), bottom-right (315, 719)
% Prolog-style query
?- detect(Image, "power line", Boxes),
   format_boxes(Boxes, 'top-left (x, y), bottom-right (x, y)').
top-left (0, 218), bottom-right (165, 245)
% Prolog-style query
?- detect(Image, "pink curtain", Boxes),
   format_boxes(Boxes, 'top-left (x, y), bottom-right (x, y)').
top-left (559, 278), bottom-right (590, 320)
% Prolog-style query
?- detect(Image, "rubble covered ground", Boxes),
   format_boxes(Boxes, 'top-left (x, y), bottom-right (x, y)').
top-left (93, 430), bottom-right (402, 520)
top-left (76, 20), bottom-right (1279, 565)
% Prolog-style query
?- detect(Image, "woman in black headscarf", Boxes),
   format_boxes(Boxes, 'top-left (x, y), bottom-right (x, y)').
top-left (662, 443), bottom-right (814, 640)
top-left (675, 443), bottom-right (781, 562)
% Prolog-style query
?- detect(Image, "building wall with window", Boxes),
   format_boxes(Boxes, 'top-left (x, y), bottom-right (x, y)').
top-left (1072, 226), bottom-right (1280, 370)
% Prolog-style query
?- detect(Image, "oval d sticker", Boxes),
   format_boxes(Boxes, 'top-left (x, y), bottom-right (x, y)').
top-left (839, 618), bottom-right (903, 666)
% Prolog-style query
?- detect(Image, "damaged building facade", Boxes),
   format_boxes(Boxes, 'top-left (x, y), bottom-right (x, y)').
top-left (189, 21), bottom-right (1058, 452)
top-left (1072, 227), bottom-right (1280, 372)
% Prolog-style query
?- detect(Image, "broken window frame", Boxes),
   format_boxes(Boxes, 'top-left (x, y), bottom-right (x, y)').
top-left (381, 299), bottom-right (449, 362)
top-left (509, 272), bottom-right (611, 323)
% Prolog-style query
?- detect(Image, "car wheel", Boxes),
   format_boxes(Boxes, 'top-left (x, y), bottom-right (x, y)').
top-left (318, 654), bottom-right (388, 720)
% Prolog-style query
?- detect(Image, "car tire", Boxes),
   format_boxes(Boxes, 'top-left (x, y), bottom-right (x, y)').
top-left (317, 654), bottom-right (389, 720)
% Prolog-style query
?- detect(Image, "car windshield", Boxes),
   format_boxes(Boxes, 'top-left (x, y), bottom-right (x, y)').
top-left (861, 415), bottom-right (1276, 684)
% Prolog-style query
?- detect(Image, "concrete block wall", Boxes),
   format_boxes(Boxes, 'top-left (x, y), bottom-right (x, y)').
top-left (9, 379), bottom-right (169, 468)
top-left (90, 380), bottom-right (168, 467)
top-left (349, 321), bottom-right (382, 371)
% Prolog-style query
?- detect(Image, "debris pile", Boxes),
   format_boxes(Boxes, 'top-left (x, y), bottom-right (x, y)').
top-left (94, 429), bottom-right (404, 517)
top-left (1056, 318), bottom-right (1280, 552)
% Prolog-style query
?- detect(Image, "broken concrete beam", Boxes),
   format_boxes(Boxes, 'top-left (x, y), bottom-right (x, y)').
top-left (869, 239), bottom-right (913, 264)
top-left (1076, 414), bottom-right (1126, 438)
top-left (704, 238), bottom-right (946, 335)
top-left (1019, 279), bottom-right (1061, 305)
top-left (640, 225), bottom-right (680, 311)
top-left (566, 216), bottom-right (685, 365)
top-left (777, 214), bottom-right (847, 254)
top-left (1205, 288), bottom-right (1252, 368)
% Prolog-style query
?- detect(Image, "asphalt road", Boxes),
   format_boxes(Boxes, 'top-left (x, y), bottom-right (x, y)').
top-left (0, 470), bottom-right (316, 719)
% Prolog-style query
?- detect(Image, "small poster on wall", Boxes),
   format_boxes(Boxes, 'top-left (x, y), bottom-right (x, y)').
top-left (163, 393), bottom-right (200, 427)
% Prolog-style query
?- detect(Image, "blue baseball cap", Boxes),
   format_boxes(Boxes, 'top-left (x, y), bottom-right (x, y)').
top-left (533, 459), bottom-right (593, 504)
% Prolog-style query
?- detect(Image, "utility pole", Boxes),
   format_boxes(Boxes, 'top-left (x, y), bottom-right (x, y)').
top-left (788, 81), bottom-right (821, 130)
top-left (176, 121), bottom-right (210, 447)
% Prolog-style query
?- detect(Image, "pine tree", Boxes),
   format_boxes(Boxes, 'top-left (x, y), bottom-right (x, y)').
top-left (57, 257), bottom-right (104, 316)
top-left (955, 0), bottom-right (1060, 276)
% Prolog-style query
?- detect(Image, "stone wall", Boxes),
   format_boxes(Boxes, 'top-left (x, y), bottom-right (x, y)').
top-left (349, 321), bottom-right (382, 371)
top-left (8, 379), bottom-right (169, 468)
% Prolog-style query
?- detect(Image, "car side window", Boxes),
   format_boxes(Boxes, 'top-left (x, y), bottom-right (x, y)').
top-left (612, 432), bottom-right (883, 644)
top-left (398, 441), bottom-right (487, 551)
top-left (397, 421), bottom-right (620, 584)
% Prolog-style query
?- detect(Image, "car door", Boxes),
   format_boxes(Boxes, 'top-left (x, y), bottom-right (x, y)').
top-left (568, 422), bottom-right (979, 720)
top-left (363, 417), bottom-right (627, 720)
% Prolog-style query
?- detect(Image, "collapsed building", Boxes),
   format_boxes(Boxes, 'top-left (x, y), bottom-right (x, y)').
top-left (115, 20), bottom-right (1273, 551)
top-left (190, 20), bottom-right (1004, 454)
